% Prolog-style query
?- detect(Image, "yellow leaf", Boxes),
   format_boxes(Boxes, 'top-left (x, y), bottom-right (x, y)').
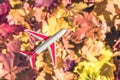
top-left (42, 7), bottom-right (69, 35)
top-left (2, 49), bottom-right (7, 54)
top-left (9, 9), bottom-right (25, 24)
top-left (21, 43), bottom-right (30, 51)
top-left (19, 32), bottom-right (29, 42)
top-left (10, 0), bottom-right (21, 7)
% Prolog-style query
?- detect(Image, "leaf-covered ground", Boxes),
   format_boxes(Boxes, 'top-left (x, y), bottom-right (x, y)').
top-left (0, 0), bottom-right (120, 80)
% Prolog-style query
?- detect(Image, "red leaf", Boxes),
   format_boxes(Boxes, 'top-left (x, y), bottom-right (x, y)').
top-left (74, 12), bottom-right (98, 27)
top-left (0, 0), bottom-right (10, 24)
top-left (0, 23), bottom-right (25, 38)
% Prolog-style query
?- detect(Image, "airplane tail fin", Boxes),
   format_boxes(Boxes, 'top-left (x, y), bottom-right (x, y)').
top-left (19, 51), bottom-right (37, 69)
top-left (24, 29), bottom-right (49, 40)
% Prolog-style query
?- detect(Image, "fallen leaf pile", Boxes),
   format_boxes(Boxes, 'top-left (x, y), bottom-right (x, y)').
top-left (0, 0), bottom-right (120, 80)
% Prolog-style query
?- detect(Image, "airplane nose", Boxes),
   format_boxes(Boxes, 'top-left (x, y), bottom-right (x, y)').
top-left (63, 28), bottom-right (67, 31)
top-left (62, 28), bottom-right (67, 33)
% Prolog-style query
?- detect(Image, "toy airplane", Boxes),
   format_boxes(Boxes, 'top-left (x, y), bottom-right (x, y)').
top-left (20, 28), bottom-right (67, 69)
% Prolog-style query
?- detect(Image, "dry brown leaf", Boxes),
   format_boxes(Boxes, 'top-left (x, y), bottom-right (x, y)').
top-left (16, 68), bottom-right (37, 80)
top-left (54, 69), bottom-right (77, 80)
top-left (74, 12), bottom-right (99, 27)
top-left (61, 29), bottom-right (75, 55)
top-left (56, 56), bottom-right (64, 69)
top-left (81, 38), bottom-right (104, 61)
top-left (34, 7), bottom-right (47, 22)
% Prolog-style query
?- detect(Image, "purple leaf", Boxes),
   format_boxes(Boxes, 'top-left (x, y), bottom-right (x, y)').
top-left (0, 0), bottom-right (10, 24)
top-left (64, 59), bottom-right (76, 72)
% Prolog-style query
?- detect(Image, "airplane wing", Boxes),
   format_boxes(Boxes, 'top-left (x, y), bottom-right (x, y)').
top-left (48, 42), bottom-right (56, 67)
top-left (25, 29), bottom-right (49, 40)
top-left (20, 51), bottom-right (37, 69)
top-left (20, 51), bottom-right (31, 57)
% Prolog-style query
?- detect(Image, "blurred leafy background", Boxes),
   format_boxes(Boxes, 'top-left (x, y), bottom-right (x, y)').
top-left (0, 0), bottom-right (120, 80)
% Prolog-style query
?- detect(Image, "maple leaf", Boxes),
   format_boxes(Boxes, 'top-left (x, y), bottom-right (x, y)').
top-left (0, 39), bottom-right (28, 80)
top-left (81, 38), bottom-right (104, 61)
top-left (71, 12), bottom-right (103, 42)
top-left (54, 69), bottom-right (77, 80)
top-left (94, 0), bottom-right (120, 27)
top-left (8, 8), bottom-right (31, 29)
top-left (0, 23), bottom-right (25, 38)
top-left (42, 6), bottom-right (70, 35)
top-left (61, 29), bottom-right (75, 55)
top-left (10, 0), bottom-right (22, 8)
top-left (0, 52), bottom-right (16, 80)
top-left (74, 12), bottom-right (99, 27)
top-left (6, 38), bottom-right (21, 54)
top-left (71, 27), bottom-right (91, 43)
top-left (0, 0), bottom-right (10, 24)
top-left (0, 39), bottom-right (23, 70)
top-left (56, 56), bottom-right (64, 69)
top-left (74, 45), bottom-right (115, 80)
top-left (33, 7), bottom-right (47, 22)
top-left (16, 68), bottom-right (37, 80)
top-left (105, 0), bottom-right (120, 17)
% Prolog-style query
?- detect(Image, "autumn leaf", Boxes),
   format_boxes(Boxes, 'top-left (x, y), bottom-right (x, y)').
top-left (43, 7), bottom-right (69, 35)
top-left (10, 0), bottom-right (21, 8)
top-left (16, 68), bottom-right (37, 80)
top-left (74, 12), bottom-right (99, 27)
top-left (35, 0), bottom-right (53, 7)
top-left (0, 23), bottom-right (25, 38)
top-left (33, 7), bottom-right (47, 22)
top-left (61, 29), bottom-right (75, 55)
top-left (0, 0), bottom-right (10, 24)
top-left (1, 0), bottom-right (120, 80)
top-left (62, 0), bottom-right (72, 7)
top-left (54, 69), bottom-right (77, 80)
top-left (0, 38), bottom-right (26, 70)
top-left (6, 38), bottom-right (21, 54)
top-left (0, 38), bottom-right (29, 80)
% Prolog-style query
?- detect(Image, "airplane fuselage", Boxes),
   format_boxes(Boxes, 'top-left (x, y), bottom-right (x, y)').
top-left (35, 28), bottom-right (66, 54)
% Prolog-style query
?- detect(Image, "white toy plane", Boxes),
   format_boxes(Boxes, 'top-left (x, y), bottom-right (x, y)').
top-left (20, 28), bottom-right (67, 69)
